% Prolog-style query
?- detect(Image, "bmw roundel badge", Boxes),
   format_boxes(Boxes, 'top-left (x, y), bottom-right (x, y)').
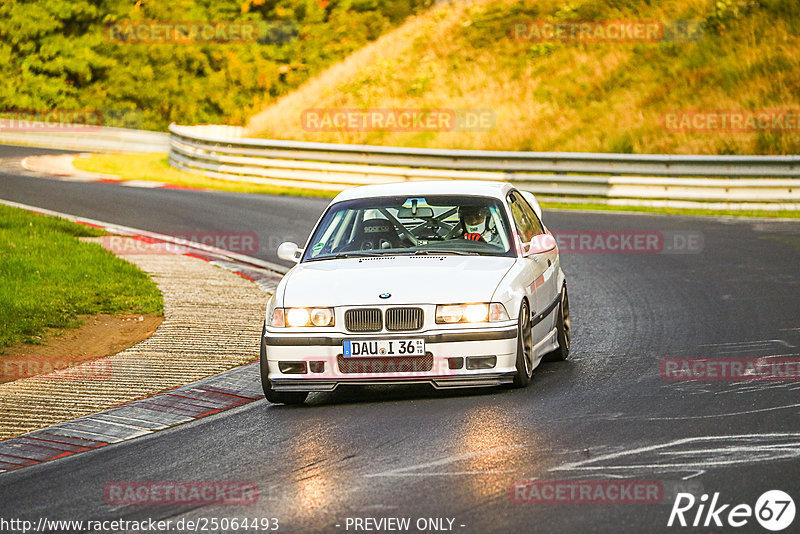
top-left (379, 292), bottom-right (391, 299)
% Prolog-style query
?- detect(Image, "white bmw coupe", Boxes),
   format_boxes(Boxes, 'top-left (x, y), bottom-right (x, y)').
top-left (261, 180), bottom-right (570, 404)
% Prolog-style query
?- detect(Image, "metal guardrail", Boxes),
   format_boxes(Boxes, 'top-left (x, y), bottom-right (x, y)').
top-left (3, 121), bottom-right (796, 208)
top-left (0, 122), bottom-right (169, 153)
top-left (168, 124), bottom-right (799, 207)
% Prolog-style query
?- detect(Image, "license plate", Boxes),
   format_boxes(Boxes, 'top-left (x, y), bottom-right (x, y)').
top-left (343, 339), bottom-right (425, 357)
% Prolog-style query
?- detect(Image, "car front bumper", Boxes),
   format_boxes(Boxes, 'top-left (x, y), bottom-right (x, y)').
top-left (263, 325), bottom-right (519, 391)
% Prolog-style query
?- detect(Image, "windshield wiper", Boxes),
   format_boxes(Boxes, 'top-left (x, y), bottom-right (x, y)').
top-left (408, 250), bottom-right (479, 256)
top-left (311, 250), bottom-right (479, 261)
top-left (305, 252), bottom-right (384, 262)
top-left (334, 251), bottom-right (393, 259)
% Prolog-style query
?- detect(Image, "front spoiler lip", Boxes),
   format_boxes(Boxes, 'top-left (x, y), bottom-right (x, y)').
top-left (269, 373), bottom-right (516, 392)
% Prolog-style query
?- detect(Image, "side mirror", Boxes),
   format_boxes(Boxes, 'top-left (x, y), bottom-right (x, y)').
top-left (277, 241), bottom-right (302, 263)
top-left (524, 232), bottom-right (557, 256)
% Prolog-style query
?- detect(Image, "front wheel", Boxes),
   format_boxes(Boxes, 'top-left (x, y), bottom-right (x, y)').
top-left (545, 284), bottom-right (571, 362)
top-left (511, 300), bottom-right (534, 388)
top-left (260, 324), bottom-right (308, 405)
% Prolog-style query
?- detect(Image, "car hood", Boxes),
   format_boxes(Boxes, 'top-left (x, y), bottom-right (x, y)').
top-left (281, 255), bottom-right (516, 307)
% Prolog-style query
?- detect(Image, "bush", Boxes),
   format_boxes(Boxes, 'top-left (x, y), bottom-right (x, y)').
top-left (0, 0), bottom-right (430, 131)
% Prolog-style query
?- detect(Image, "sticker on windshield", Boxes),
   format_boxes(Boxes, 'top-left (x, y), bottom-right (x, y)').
top-left (402, 197), bottom-right (429, 207)
top-left (313, 242), bottom-right (325, 251)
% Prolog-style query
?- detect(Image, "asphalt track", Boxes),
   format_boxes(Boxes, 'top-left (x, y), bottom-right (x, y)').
top-left (1, 145), bottom-right (800, 533)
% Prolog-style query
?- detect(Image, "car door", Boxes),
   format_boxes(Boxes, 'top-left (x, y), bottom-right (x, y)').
top-left (508, 191), bottom-right (558, 346)
top-left (507, 191), bottom-right (549, 343)
top-left (517, 192), bottom-right (560, 336)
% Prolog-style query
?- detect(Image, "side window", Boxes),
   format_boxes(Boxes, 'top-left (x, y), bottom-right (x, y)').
top-left (508, 192), bottom-right (539, 244)
top-left (518, 194), bottom-right (544, 237)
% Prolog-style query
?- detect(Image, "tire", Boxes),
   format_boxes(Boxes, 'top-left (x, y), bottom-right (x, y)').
top-left (545, 283), bottom-right (571, 362)
top-left (511, 300), bottom-right (534, 388)
top-left (260, 324), bottom-right (308, 405)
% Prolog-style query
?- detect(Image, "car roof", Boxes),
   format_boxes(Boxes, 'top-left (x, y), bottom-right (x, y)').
top-left (331, 180), bottom-right (516, 203)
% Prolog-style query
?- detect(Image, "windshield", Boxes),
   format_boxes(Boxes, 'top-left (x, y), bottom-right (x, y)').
top-left (302, 195), bottom-right (516, 261)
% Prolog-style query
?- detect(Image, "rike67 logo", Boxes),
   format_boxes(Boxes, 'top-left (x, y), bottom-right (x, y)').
top-left (668, 490), bottom-right (795, 531)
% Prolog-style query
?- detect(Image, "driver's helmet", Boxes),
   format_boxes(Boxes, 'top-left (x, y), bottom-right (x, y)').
top-left (459, 205), bottom-right (490, 234)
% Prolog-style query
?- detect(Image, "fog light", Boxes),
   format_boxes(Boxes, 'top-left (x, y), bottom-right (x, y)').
top-left (309, 361), bottom-right (325, 373)
top-left (278, 361), bottom-right (308, 374)
top-left (466, 356), bottom-right (497, 370)
top-left (448, 357), bottom-right (464, 370)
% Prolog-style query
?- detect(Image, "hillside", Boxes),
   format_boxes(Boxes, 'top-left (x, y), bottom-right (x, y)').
top-left (247, 0), bottom-right (800, 154)
top-left (0, 0), bottom-right (430, 130)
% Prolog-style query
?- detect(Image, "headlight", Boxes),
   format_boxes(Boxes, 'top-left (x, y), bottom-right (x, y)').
top-left (436, 303), bottom-right (509, 324)
top-left (272, 307), bottom-right (334, 327)
top-left (310, 308), bottom-right (334, 327)
top-left (286, 308), bottom-right (311, 327)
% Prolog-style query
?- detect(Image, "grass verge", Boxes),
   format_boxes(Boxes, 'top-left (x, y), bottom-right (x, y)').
top-left (73, 154), bottom-right (337, 198)
top-left (0, 204), bottom-right (164, 349)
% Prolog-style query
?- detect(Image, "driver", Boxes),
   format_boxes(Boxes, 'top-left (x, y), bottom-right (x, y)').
top-left (457, 205), bottom-right (497, 243)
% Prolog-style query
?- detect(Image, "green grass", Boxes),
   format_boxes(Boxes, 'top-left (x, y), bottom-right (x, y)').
top-left (0, 205), bottom-right (164, 349)
top-left (73, 154), bottom-right (338, 199)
